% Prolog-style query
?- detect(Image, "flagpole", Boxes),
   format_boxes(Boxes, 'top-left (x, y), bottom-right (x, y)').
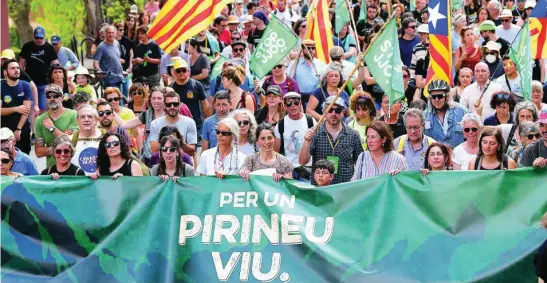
top-left (346, 0), bottom-right (362, 52)
top-left (313, 16), bottom-right (395, 132)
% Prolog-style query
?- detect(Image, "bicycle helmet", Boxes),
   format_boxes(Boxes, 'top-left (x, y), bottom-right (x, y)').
top-left (427, 80), bottom-right (450, 93)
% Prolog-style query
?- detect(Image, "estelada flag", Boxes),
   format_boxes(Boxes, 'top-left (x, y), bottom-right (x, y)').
top-left (529, 0), bottom-right (547, 59)
top-left (148, 0), bottom-right (231, 52)
top-left (424, 0), bottom-right (452, 96)
top-left (305, 0), bottom-right (334, 63)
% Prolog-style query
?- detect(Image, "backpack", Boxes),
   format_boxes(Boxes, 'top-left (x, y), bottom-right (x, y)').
top-left (261, 75), bottom-right (295, 94)
top-left (237, 91), bottom-right (258, 110)
top-left (278, 114), bottom-right (314, 155)
top-left (396, 134), bottom-right (435, 154)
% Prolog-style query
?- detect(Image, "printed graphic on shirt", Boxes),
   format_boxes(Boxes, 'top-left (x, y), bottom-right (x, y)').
top-left (287, 130), bottom-right (301, 154)
top-left (78, 147), bottom-right (98, 173)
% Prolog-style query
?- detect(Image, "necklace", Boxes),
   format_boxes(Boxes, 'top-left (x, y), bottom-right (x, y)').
top-left (214, 146), bottom-right (239, 174)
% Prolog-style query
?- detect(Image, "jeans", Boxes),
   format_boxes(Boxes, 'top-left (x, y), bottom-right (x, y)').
top-left (120, 77), bottom-right (131, 99)
top-left (36, 84), bottom-right (47, 110)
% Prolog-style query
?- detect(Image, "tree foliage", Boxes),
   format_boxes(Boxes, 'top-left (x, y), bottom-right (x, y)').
top-left (30, 0), bottom-right (85, 44)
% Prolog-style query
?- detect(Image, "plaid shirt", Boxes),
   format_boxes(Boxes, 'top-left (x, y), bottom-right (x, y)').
top-left (310, 124), bottom-right (363, 185)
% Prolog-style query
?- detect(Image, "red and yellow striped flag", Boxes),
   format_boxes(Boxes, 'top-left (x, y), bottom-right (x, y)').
top-left (148, 0), bottom-right (231, 52)
top-left (305, 0), bottom-right (333, 63)
top-left (424, 0), bottom-right (452, 96)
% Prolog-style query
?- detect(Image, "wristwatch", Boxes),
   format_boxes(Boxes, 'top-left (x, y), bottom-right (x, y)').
top-left (48, 126), bottom-right (56, 133)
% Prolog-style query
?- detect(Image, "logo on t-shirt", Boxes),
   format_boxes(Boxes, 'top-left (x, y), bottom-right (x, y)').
top-left (3, 95), bottom-right (12, 104)
top-left (78, 147), bottom-right (98, 173)
top-left (187, 91), bottom-right (194, 99)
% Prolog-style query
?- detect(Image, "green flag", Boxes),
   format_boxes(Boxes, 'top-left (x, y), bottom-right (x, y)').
top-left (210, 54), bottom-right (228, 79)
top-left (249, 16), bottom-right (299, 79)
top-left (335, 0), bottom-right (351, 34)
top-left (358, 0), bottom-right (367, 21)
top-left (452, 0), bottom-right (464, 11)
top-left (509, 22), bottom-right (533, 101)
top-left (363, 18), bottom-right (404, 106)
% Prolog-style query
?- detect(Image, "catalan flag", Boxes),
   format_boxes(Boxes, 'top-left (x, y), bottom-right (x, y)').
top-left (530, 0), bottom-right (547, 59)
top-left (424, 0), bottom-right (452, 96)
top-left (148, 0), bottom-right (231, 52)
top-left (305, 0), bottom-right (334, 63)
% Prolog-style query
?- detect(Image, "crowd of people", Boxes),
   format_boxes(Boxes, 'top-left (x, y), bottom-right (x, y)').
top-left (1, 0), bottom-right (547, 189)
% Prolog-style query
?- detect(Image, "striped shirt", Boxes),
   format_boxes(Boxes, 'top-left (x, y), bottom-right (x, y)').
top-left (409, 43), bottom-right (427, 75)
top-left (351, 150), bottom-right (409, 180)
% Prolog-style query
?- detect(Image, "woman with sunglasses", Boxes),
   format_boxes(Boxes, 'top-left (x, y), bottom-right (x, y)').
top-left (507, 121), bottom-right (541, 164)
top-left (484, 91), bottom-right (516, 126)
top-left (41, 135), bottom-right (84, 178)
top-left (103, 87), bottom-right (141, 153)
top-left (90, 133), bottom-right (143, 180)
top-left (152, 135), bottom-right (194, 181)
top-left (468, 126), bottom-right (517, 170)
top-left (347, 91), bottom-right (376, 150)
top-left (1, 149), bottom-right (22, 178)
top-left (49, 64), bottom-right (76, 109)
top-left (503, 101), bottom-right (539, 154)
top-left (148, 126), bottom-right (193, 167)
top-left (452, 113), bottom-right (483, 170)
top-left (420, 142), bottom-right (454, 175)
top-left (255, 85), bottom-right (285, 126)
top-left (127, 83), bottom-right (148, 115)
top-left (198, 117), bottom-right (246, 178)
top-left (231, 108), bottom-right (258, 155)
top-left (240, 123), bottom-right (293, 182)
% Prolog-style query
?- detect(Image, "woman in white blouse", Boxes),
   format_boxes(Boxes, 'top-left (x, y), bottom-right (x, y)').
top-left (452, 113), bottom-right (482, 170)
top-left (231, 108), bottom-right (257, 155)
top-left (197, 117), bottom-right (247, 178)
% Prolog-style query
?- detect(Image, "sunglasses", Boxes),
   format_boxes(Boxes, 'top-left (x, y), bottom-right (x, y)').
top-left (501, 19), bottom-right (511, 23)
top-left (431, 94), bottom-right (445, 100)
top-left (527, 133), bottom-right (541, 139)
top-left (304, 46), bottom-right (316, 50)
top-left (285, 99), bottom-right (300, 107)
top-left (104, 141), bottom-right (121, 148)
top-left (131, 91), bottom-right (144, 96)
top-left (300, 25), bottom-right (307, 28)
top-left (464, 127), bottom-right (479, 133)
top-left (328, 107), bottom-right (343, 114)
top-left (216, 130), bottom-right (233, 136)
top-left (496, 93), bottom-right (510, 99)
top-left (175, 68), bottom-right (188, 74)
top-left (107, 97), bottom-right (120, 102)
top-left (486, 51), bottom-right (498, 55)
top-left (118, 29), bottom-right (125, 32)
top-left (98, 110), bottom-right (113, 117)
top-left (408, 25), bottom-right (417, 29)
top-left (165, 102), bottom-right (180, 108)
top-left (161, 146), bottom-right (178, 153)
top-left (46, 93), bottom-right (62, 99)
top-left (1, 158), bottom-right (12, 164)
top-left (55, 149), bottom-right (71, 155)
top-left (403, 74), bottom-right (409, 79)
top-left (273, 65), bottom-right (284, 69)
top-left (237, 120), bottom-right (250, 126)
top-left (233, 47), bottom-right (245, 52)
top-left (34, 37), bottom-right (44, 40)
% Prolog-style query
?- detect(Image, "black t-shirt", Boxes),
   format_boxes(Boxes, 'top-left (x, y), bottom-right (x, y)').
top-left (247, 27), bottom-right (266, 47)
top-left (40, 164), bottom-right (85, 176)
top-left (481, 37), bottom-right (510, 58)
top-left (19, 41), bottom-right (58, 85)
top-left (356, 19), bottom-right (374, 38)
top-left (133, 41), bottom-right (162, 77)
top-left (379, 114), bottom-right (406, 139)
top-left (190, 54), bottom-right (211, 89)
top-left (170, 79), bottom-right (207, 125)
top-left (118, 36), bottom-right (135, 70)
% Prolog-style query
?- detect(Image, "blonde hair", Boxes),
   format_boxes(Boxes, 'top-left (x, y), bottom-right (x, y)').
top-left (222, 65), bottom-right (246, 86)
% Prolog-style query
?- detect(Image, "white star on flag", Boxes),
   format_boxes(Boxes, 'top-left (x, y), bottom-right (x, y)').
top-left (428, 3), bottom-right (446, 30)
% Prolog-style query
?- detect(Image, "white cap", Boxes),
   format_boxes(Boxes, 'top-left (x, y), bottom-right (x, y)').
top-left (417, 24), bottom-right (429, 34)
top-left (0, 128), bottom-right (14, 140)
top-left (485, 41), bottom-right (501, 52)
top-left (130, 4), bottom-right (138, 14)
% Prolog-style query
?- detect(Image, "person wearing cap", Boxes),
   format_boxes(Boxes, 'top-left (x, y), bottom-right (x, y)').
top-left (496, 9), bottom-right (521, 42)
top-left (129, 4), bottom-right (139, 17)
top-left (51, 35), bottom-right (80, 71)
top-left (399, 18), bottom-right (420, 68)
top-left (35, 84), bottom-right (79, 168)
top-left (519, 109), bottom-right (547, 167)
top-left (424, 80), bottom-right (470, 148)
top-left (255, 85), bottom-right (285, 125)
top-left (460, 62), bottom-right (503, 121)
top-left (454, 26), bottom-right (482, 73)
top-left (74, 67), bottom-right (97, 106)
top-left (93, 25), bottom-right (124, 88)
top-left (482, 40), bottom-right (505, 79)
top-left (329, 46), bottom-right (362, 90)
top-left (479, 20), bottom-right (510, 57)
top-left (132, 25), bottom-right (162, 87)
top-left (0, 128), bottom-right (38, 176)
top-left (226, 16), bottom-right (241, 33)
top-left (1, 59), bottom-right (33, 154)
top-left (273, 0), bottom-right (298, 27)
top-left (287, 39), bottom-right (327, 108)
top-left (274, 91), bottom-right (316, 180)
top-left (241, 14), bottom-right (254, 40)
top-left (19, 26), bottom-right (59, 113)
top-left (307, 63), bottom-right (349, 121)
top-left (160, 46), bottom-right (190, 86)
top-left (260, 58), bottom-right (300, 97)
top-left (299, 96), bottom-right (363, 185)
top-left (494, 55), bottom-right (524, 102)
top-left (247, 11), bottom-right (269, 52)
top-left (409, 24), bottom-right (429, 79)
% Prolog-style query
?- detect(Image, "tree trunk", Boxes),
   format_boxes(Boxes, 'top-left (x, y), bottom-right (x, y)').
top-left (8, 0), bottom-right (33, 48)
top-left (83, 0), bottom-right (104, 57)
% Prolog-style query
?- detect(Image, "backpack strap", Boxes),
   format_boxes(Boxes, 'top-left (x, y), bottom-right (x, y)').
top-left (278, 117), bottom-right (285, 155)
top-left (504, 75), bottom-right (512, 93)
top-left (426, 136), bottom-right (435, 146)
top-left (74, 167), bottom-right (81, 176)
top-left (474, 156), bottom-right (482, 170)
top-left (305, 114), bottom-right (314, 128)
top-left (397, 135), bottom-right (408, 153)
top-left (71, 130), bottom-right (80, 148)
top-left (504, 124), bottom-right (517, 153)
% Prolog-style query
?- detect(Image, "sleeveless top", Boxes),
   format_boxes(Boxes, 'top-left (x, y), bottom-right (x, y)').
top-left (109, 159), bottom-right (134, 176)
top-left (473, 155), bottom-right (509, 170)
top-left (459, 46), bottom-right (482, 71)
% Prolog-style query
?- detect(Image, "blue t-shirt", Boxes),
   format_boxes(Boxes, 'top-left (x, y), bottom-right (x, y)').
top-left (202, 114), bottom-right (220, 148)
top-left (11, 148), bottom-right (39, 176)
top-left (310, 87), bottom-right (350, 116)
top-left (209, 75), bottom-right (254, 97)
top-left (93, 41), bottom-right (124, 85)
top-left (399, 36), bottom-right (420, 67)
top-left (1, 80), bottom-right (32, 131)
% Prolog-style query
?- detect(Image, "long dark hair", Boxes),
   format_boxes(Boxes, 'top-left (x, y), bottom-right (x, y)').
top-left (367, 121), bottom-right (394, 153)
top-left (48, 64), bottom-right (68, 86)
top-left (124, 15), bottom-right (137, 41)
top-left (478, 126), bottom-right (505, 162)
top-left (187, 38), bottom-right (202, 54)
top-left (423, 142), bottom-right (453, 169)
top-left (157, 135), bottom-right (185, 176)
top-left (97, 133), bottom-right (132, 175)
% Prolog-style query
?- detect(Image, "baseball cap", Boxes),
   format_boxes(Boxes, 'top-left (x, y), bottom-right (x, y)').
top-left (173, 59), bottom-right (189, 70)
top-left (130, 4), bottom-right (139, 14)
top-left (479, 20), bottom-right (496, 32)
top-left (323, 96), bottom-right (347, 110)
top-left (34, 26), bottom-right (46, 39)
top-left (0, 128), bottom-right (14, 141)
top-left (1, 49), bottom-right (16, 60)
top-left (525, 1), bottom-right (536, 9)
top-left (231, 40), bottom-right (247, 48)
top-left (329, 46), bottom-right (344, 59)
top-left (51, 36), bottom-right (61, 45)
top-left (485, 41), bottom-right (501, 52)
top-left (539, 109), bottom-right (547, 123)
top-left (45, 84), bottom-right (63, 95)
top-left (417, 24), bottom-right (429, 34)
top-left (266, 85), bottom-right (282, 96)
top-left (284, 92), bottom-right (301, 99)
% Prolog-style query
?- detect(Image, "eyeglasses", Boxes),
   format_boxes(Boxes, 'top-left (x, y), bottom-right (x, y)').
top-left (464, 127), bottom-right (479, 133)
top-left (131, 91), bottom-right (144, 96)
top-left (408, 25), bottom-right (417, 29)
top-left (405, 125), bottom-right (422, 131)
top-left (431, 94), bottom-right (445, 100)
top-left (165, 102), bottom-right (180, 108)
top-left (46, 93), bottom-right (62, 99)
top-left (161, 146), bottom-right (178, 153)
top-left (175, 68), bottom-right (188, 74)
top-left (237, 120), bottom-right (250, 126)
top-left (233, 47), bottom-right (245, 52)
top-left (55, 149), bottom-right (71, 155)
top-left (285, 99), bottom-right (300, 107)
top-left (495, 93), bottom-right (510, 99)
top-left (501, 19), bottom-right (511, 23)
top-left (1, 158), bottom-right (12, 164)
top-left (403, 74), bottom-right (409, 79)
top-left (328, 107), bottom-right (343, 114)
top-left (527, 133), bottom-right (541, 139)
top-left (232, 37), bottom-right (241, 41)
top-left (216, 130), bottom-right (233, 136)
top-left (98, 110), bottom-right (113, 117)
top-left (104, 141), bottom-right (120, 148)
top-left (118, 29), bottom-right (125, 32)
top-left (107, 97), bottom-right (120, 103)
top-left (300, 25), bottom-right (306, 28)
top-left (273, 65), bottom-right (284, 69)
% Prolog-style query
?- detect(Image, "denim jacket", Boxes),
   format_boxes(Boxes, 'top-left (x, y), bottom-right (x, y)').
top-left (424, 104), bottom-right (469, 148)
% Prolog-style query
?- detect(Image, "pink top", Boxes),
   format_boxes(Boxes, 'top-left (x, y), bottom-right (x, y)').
top-left (145, 2), bottom-right (160, 16)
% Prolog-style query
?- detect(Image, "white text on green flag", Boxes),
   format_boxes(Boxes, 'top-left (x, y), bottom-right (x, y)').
top-left (509, 22), bottom-right (533, 101)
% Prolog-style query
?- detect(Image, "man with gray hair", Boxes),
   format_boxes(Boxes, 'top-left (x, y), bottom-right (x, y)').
top-left (71, 104), bottom-right (102, 175)
top-left (393, 108), bottom-right (436, 171)
top-left (93, 25), bottom-right (124, 87)
top-left (488, 0), bottom-right (503, 25)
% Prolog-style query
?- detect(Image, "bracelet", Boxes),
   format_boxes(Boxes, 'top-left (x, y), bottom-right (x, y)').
top-left (15, 128), bottom-right (21, 131)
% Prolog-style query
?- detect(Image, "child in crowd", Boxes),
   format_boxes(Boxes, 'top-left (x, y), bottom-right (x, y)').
top-left (313, 159), bottom-right (335, 187)
top-left (74, 66), bottom-right (98, 106)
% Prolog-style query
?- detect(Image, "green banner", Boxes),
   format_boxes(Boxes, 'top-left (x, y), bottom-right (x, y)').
top-left (358, 0), bottom-right (367, 21)
top-left (249, 16), bottom-right (299, 79)
top-left (363, 18), bottom-right (405, 106)
top-left (2, 169), bottom-right (547, 282)
top-left (335, 0), bottom-right (351, 34)
top-left (509, 22), bottom-right (533, 101)
top-left (211, 54), bottom-right (229, 80)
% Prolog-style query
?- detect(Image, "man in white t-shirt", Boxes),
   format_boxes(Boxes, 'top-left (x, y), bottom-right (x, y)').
top-left (71, 104), bottom-right (102, 175)
top-left (273, 0), bottom-right (299, 27)
top-left (495, 55), bottom-right (524, 102)
top-left (496, 9), bottom-right (521, 43)
top-left (274, 92), bottom-right (316, 181)
top-left (460, 62), bottom-right (503, 121)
